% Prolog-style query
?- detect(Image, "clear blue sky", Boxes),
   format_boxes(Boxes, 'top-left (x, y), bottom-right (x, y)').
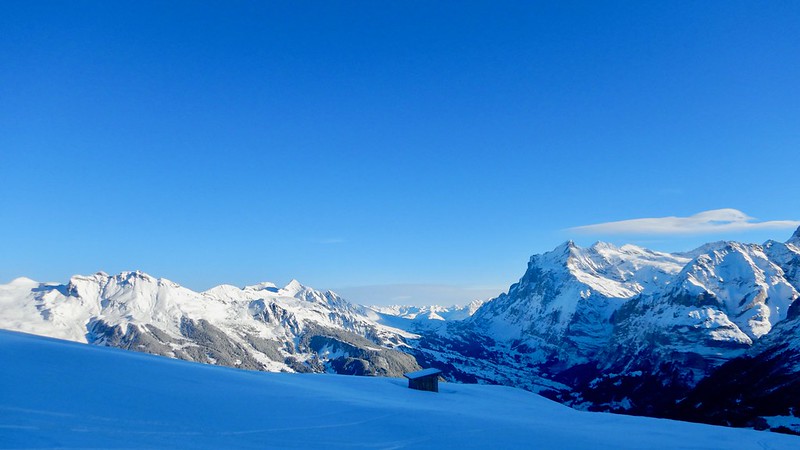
top-left (2, 1), bottom-right (799, 305)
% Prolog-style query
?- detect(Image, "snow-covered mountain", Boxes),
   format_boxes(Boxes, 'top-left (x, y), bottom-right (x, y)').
top-left (670, 231), bottom-right (800, 429)
top-left (0, 272), bottom-right (420, 376)
top-left (607, 240), bottom-right (797, 368)
top-left (470, 241), bottom-right (690, 362)
top-left (407, 228), bottom-right (800, 428)
top-left (2, 227), bottom-right (800, 432)
top-left (368, 299), bottom-right (488, 322)
top-left (566, 238), bottom-right (799, 416)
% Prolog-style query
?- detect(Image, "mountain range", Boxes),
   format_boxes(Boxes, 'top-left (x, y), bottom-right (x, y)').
top-left (0, 273), bottom-right (419, 377)
top-left (2, 227), bottom-right (799, 433)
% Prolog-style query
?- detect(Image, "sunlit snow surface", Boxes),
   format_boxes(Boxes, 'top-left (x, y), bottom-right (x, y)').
top-left (1, 330), bottom-right (796, 449)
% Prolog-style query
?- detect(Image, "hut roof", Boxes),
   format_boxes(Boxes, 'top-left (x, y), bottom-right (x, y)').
top-left (403, 368), bottom-right (442, 380)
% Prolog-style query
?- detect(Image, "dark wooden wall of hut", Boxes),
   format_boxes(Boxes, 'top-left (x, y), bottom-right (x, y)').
top-left (409, 375), bottom-right (438, 392)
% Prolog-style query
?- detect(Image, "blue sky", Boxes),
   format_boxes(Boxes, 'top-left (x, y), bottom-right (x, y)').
top-left (2, 1), bottom-right (799, 305)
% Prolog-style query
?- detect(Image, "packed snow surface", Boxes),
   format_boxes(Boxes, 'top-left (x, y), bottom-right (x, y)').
top-left (1, 330), bottom-right (796, 449)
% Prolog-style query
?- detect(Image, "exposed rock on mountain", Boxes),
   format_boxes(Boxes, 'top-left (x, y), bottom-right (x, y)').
top-left (398, 228), bottom-right (800, 429)
top-left (0, 272), bottom-right (419, 376)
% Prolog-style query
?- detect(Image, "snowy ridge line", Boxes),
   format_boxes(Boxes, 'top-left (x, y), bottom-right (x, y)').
top-left (0, 272), bottom-right (421, 376)
top-left (367, 298), bottom-right (489, 322)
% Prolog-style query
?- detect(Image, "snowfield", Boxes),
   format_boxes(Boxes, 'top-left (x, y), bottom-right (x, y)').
top-left (1, 330), bottom-right (796, 449)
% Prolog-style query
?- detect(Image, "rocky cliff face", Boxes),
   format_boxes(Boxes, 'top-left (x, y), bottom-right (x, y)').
top-left (469, 241), bottom-right (689, 365)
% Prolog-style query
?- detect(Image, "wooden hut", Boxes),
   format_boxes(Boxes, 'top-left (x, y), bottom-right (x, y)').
top-left (403, 368), bottom-right (442, 392)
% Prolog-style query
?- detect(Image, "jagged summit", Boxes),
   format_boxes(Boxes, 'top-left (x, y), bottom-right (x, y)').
top-left (281, 279), bottom-right (305, 293)
top-left (555, 239), bottom-right (578, 253)
top-left (789, 225), bottom-right (800, 244)
top-left (71, 270), bottom-right (162, 286)
top-left (676, 240), bottom-right (730, 259)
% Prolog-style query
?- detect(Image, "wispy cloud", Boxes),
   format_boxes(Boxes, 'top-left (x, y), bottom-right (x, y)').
top-left (570, 209), bottom-right (800, 236)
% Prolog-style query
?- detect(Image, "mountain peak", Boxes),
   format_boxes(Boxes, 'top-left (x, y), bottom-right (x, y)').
top-left (551, 240), bottom-right (578, 255)
top-left (788, 226), bottom-right (800, 244)
top-left (116, 270), bottom-right (156, 282)
top-left (282, 279), bottom-right (304, 293)
top-left (589, 241), bottom-right (617, 250)
top-left (7, 276), bottom-right (38, 287)
top-left (529, 240), bottom-right (580, 269)
top-left (244, 281), bottom-right (278, 291)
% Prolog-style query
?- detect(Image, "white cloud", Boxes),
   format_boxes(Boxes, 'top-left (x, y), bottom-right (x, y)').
top-left (570, 209), bottom-right (800, 236)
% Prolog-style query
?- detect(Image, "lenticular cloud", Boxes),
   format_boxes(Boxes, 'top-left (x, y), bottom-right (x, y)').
top-left (570, 208), bottom-right (800, 235)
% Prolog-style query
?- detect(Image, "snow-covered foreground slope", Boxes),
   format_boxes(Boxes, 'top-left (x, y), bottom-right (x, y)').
top-left (1, 330), bottom-right (795, 450)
